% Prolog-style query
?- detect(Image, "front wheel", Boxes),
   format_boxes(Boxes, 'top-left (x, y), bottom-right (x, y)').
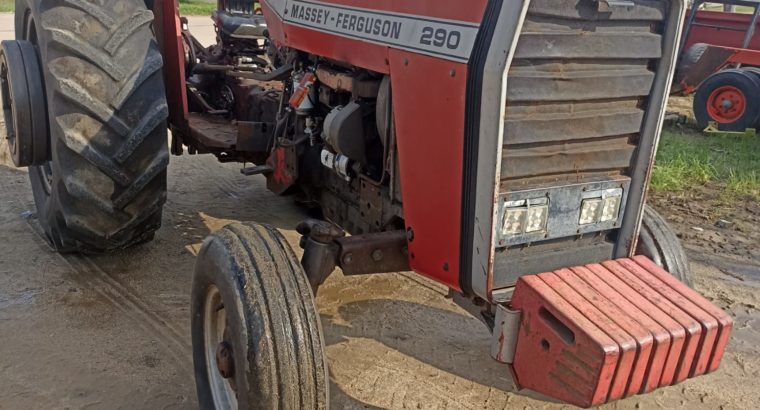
top-left (636, 205), bottom-right (693, 287)
top-left (191, 222), bottom-right (329, 409)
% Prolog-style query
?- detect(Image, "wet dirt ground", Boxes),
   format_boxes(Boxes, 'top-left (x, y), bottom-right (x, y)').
top-left (1, 14), bottom-right (760, 410)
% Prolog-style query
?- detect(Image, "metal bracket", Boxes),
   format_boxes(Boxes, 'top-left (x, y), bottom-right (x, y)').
top-left (297, 219), bottom-right (410, 293)
top-left (490, 304), bottom-right (521, 364)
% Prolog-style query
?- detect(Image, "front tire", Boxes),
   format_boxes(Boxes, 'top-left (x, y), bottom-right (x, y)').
top-left (17, 0), bottom-right (169, 252)
top-left (191, 222), bottom-right (329, 409)
top-left (636, 205), bottom-right (693, 286)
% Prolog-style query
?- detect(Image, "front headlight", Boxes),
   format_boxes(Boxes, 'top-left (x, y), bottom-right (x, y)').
top-left (579, 198), bottom-right (602, 225)
top-left (600, 195), bottom-right (621, 222)
top-left (579, 188), bottom-right (623, 225)
top-left (525, 205), bottom-right (548, 233)
top-left (503, 207), bottom-right (527, 235)
top-left (502, 198), bottom-right (549, 236)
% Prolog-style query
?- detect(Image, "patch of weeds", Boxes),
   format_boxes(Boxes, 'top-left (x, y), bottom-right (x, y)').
top-left (651, 128), bottom-right (760, 200)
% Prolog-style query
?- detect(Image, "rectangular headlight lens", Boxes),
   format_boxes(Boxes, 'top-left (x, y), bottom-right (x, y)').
top-left (600, 196), bottom-right (621, 222)
top-left (579, 198), bottom-right (602, 225)
top-left (525, 205), bottom-right (548, 233)
top-left (502, 208), bottom-right (527, 235)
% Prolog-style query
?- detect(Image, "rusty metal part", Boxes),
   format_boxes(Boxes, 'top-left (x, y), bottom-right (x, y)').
top-left (215, 341), bottom-right (235, 379)
top-left (298, 219), bottom-right (345, 293)
top-left (315, 66), bottom-right (381, 98)
top-left (490, 304), bottom-right (521, 364)
top-left (187, 113), bottom-right (237, 149)
top-left (265, 146), bottom-right (297, 195)
top-left (225, 64), bottom-right (294, 81)
top-left (508, 256), bottom-right (733, 408)
top-left (677, 46), bottom-right (736, 94)
top-left (297, 219), bottom-right (346, 243)
top-left (336, 230), bottom-right (409, 276)
top-left (297, 221), bottom-right (409, 291)
top-left (236, 121), bottom-right (275, 153)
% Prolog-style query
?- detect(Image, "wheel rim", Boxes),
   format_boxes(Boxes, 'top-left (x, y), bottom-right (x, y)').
top-left (707, 85), bottom-right (747, 123)
top-left (203, 285), bottom-right (238, 409)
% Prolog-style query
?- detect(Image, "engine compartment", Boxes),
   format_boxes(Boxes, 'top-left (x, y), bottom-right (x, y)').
top-left (174, 8), bottom-right (404, 235)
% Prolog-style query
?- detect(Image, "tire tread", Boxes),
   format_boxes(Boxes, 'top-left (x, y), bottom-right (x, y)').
top-left (28, 0), bottom-right (169, 252)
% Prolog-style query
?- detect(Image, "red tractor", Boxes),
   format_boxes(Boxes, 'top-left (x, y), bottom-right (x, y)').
top-left (0, 0), bottom-right (733, 408)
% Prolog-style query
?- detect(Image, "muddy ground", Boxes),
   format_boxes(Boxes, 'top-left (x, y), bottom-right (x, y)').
top-left (1, 14), bottom-right (760, 410)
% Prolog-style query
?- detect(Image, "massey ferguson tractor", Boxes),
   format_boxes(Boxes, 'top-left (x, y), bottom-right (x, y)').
top-left (0, 0), bottom-right (734, 408)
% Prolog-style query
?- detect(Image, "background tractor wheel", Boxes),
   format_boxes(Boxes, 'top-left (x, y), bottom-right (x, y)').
top-left (676, 42), bottom-right (709, 81)
top-left (636, 205), bottom-right (693, 286)
top-left (191, 222), bottom-right (329, 409)
top-left (15, 0), bottom-right (169, 252)
top-left (693, 69), bottom-right (760, 132)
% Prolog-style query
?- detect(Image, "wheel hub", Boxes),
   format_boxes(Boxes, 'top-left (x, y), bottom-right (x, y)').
top-left (0, 40), bottom-right (49, 167)
top-left (203, 285), bottom-right (239, 408)
top-left (215, 341), bottom-right (235, 378)
top-left (707, 85), bottom-right (747, 123)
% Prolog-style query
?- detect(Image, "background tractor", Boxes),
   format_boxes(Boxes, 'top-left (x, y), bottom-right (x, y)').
top-left (0, 0), bottom-right (734, 408)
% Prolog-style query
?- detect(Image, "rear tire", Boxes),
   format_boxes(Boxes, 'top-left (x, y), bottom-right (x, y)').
top-left (693, 69), bottom-right (760, 132)
top-left (191, 222), bottom-right (329, 409)
top-left (636, 206), bottom-right (693, 287)
top-left (17, 0), bottom-right (169, 252)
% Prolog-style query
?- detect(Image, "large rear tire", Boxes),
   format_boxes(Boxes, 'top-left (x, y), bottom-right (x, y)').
top-left (191, 222), bottom-right (329, 409)
top-left (636, 205), bottom-right (693, 287)
top-left (16, 0), bottom-right (169, 252)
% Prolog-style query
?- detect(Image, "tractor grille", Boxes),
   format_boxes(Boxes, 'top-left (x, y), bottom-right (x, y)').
top-left (501, 0), bottom-right (667, 188)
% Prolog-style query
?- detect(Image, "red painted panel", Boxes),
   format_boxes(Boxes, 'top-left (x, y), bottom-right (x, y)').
top-left (279, 24), bottom-right (391, 73)
top-left (684, 10), bottom-right (760, 50)
top-left (511, 275), bottom-right (619, 408)
top-left (602, 260), bottom-right (702, 384)
top-left (538, 272), bottom-right (637, 402)
top-left (510, 257), bottom-right (732, 407)
top-left (615, 259), bottom-right (719, 378)
top-left (631, 256), bottom-right (733, 374)
top-left (308, 0), bottom-right (487, 23)
top-left (570, 265), bottom-right (672, 393)
top-left (387, 50), bottom-right (468, 289)
top-left (156, 0), bottom-right (188, 127)
top-left (553, 268), bottom-right (654, 397)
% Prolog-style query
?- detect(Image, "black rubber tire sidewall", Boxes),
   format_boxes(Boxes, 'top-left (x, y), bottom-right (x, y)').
top-left (693, 69), bottom-right (760, 131)
top-left (677, 43), bottom-right (709, 83)
top-left (191, 223), bottom-right (329, 409)
top-left (191, 232), bottom-right (258, 409)
top-left (636, 205), bottom-right (693, 287)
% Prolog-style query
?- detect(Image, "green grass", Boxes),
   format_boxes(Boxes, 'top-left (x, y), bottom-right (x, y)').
top-left (0, 0), bottom-right (13, 13)
top-left (651, 129), bottom-right (760, 200)
top-left (179, 0), bottom-right (217, 16)
top-left (0, 1), bottom-right (217, 15)
top-left (702, 4), bottom-right (756, 13)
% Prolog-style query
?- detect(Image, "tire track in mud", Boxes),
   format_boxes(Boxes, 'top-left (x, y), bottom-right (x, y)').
top-left (0, 167), bottom-right (192, 376)
top-left (24, 220), bottom-right (194, 379)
